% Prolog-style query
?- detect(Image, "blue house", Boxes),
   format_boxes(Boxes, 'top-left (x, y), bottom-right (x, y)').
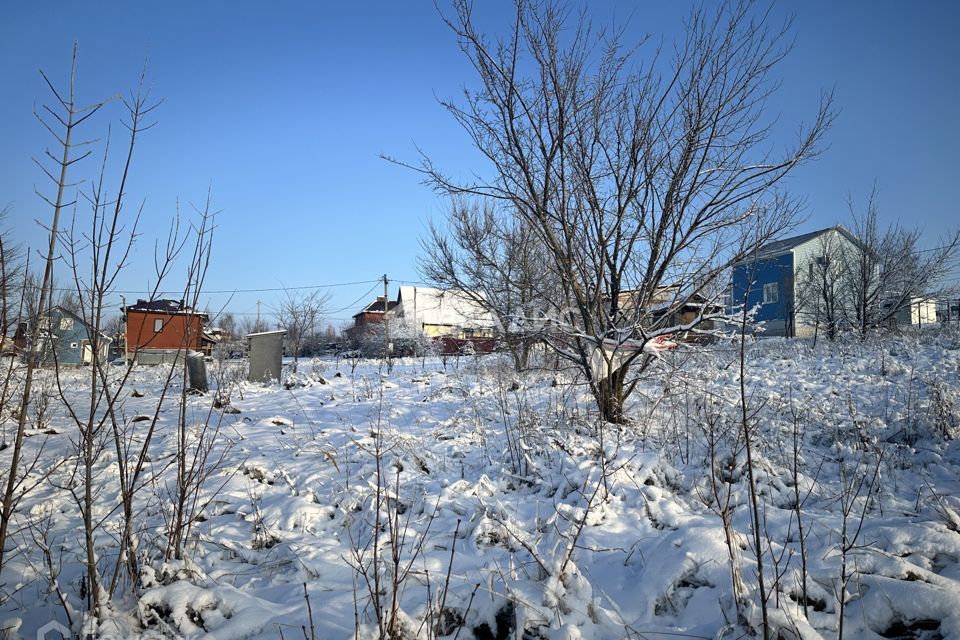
top-left (730, 226), bottom-right (859, 337)
top-left (31, 306), bottom-right (112, 366)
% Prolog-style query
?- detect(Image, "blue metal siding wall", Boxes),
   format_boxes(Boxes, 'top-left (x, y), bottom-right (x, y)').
top-left (730, 254), bottom-right (794, 331)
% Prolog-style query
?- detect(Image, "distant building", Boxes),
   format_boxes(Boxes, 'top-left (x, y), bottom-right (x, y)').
top-left (346, 296), bottom-right (399, 346)
top-left (883, 297), bottom-right (938, 327)
top-left (122, 299), bottom-right (212, 364)
top-left (393, 286), bottom-right (497, 355)
top-left (609, 285), bottom-right (724, 343)
top-left (730, 226), bottom-right (861, 337)
top-left (394, 286), bottom-right (496, 339)
top-left (647, 289), bottom-right (725, 343)
top-left (348, 287), bottom-right (498, 355)
top-left (15, 306), bottom-right (111, 366)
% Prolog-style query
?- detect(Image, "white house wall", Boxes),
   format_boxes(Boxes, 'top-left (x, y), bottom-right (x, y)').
top-left (890, 299), bottom-right (938, 325)
top-left (790, 229), bottom-right (861, 336)
top-left (394, 286), bottom-right (497, 336)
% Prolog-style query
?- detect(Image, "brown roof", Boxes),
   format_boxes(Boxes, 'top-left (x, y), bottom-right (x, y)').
top-left (353, 298), bottom-right (399, 318)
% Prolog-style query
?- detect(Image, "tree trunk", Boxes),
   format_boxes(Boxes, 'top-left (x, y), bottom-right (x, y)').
top-left (596, 368), bottom-right (627, 424)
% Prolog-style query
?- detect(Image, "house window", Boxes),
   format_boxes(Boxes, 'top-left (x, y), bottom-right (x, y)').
top-left (763, 282), bottom-right (779, 304)
top-left (809, 256), bottom-right (829, 277)
top-left (154, 318), bottom-right (163, 333)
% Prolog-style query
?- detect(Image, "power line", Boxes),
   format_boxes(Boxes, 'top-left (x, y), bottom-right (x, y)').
top-left (46, 278), bottom-right (383, 295)
top-left (43, 276), bottom-right (441, 320)
top-left (916, 242), bottom-right (960, 254)
top-left (327, 281), bottom-right (383, 315)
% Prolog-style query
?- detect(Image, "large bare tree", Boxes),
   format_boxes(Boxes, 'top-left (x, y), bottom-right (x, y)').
top-left (399, 0), bottom-right (833, 422)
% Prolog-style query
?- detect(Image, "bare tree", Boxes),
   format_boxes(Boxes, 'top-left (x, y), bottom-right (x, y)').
top-left (396, 0), bottom-right (832, 422)
top-left (794, 232), bottom-right (846, 342)
top-left (53, 77), bottom-right (155, 617)
top-left (420, 198), bottom-right (556, 371)
top-left (165, 195), bottom-right (224, 563)
top-left (737, 306), bottom-right (769, 637)
top-left (843, 188), bottom-right (959, 335)
top-left (696, 393), bottom-right (748, 621)
top-left (793, 192), bottom-right (959, 340)
top-left (236, 313), bottom-right (263, 338)
top-left (216, 310), bottom-right (237, 339)
top-left (0, 208), bottom-right (22, 342)
top-left (275, 289), bottom-right (331, 369)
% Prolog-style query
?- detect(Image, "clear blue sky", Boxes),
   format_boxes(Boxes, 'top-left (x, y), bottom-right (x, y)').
top-left (2, 1), bottom-right (958, 327)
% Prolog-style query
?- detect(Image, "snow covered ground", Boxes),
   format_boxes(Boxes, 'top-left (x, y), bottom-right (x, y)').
top-left (2, 329), bottom-right (960, 639)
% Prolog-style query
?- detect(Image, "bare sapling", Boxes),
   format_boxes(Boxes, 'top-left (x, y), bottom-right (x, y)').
top-left (27, 512), bottom-right (76, 628)
top-left (47, 58), bottom-right (168, 620)
top-left (494, 367), bottom-right (532, 477)
top-left (104, 214), bottom-right (195, 594)
top-left (0, 45), bottom-right (106, 572)
top-left (784, 391), bottom-right (824, 619)
top-left (209, 322), bottom-right (245, 410)
top-left (835, 447), bottom-right (883, 640)
top-left (44, 57), bottom-right (215, 622)
top-left (347, 387), bottom-right (440, 639)
top-left (738, 302), bottom-right (770, 637)
top-left (164, 197), bottom-right (231, 562)
top-left (695, 393), bottom-right (748, 621)
top-left (417, 519), bottom-right (463, 639)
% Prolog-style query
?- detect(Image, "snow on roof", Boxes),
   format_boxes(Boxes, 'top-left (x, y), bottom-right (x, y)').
top-left (395, 286), bottom-right (496, 329)
top-left (245, 329), bottom-right (287, 337)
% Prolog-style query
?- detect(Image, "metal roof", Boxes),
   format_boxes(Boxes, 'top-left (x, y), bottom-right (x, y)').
top-left (750, 225), bottom-right (859, 260)
top-left (123, 298), bottom-right (208, 318)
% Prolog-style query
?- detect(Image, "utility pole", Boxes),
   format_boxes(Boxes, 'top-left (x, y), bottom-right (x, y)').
top-left (383, 274), bottom-right (391, 362)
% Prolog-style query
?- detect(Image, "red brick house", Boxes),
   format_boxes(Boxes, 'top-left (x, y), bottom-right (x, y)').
top-left (122, 299), bottom-right (212, 364)
top-left (346, 296), bottom-right (398, 346)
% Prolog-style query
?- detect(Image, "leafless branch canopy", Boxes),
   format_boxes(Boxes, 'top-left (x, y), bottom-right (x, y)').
top-left (404, 0), bottom-right (833, 421)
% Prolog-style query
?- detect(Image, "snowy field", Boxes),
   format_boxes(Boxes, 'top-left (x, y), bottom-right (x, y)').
top-left (2, 329), bottom-right (960, 639)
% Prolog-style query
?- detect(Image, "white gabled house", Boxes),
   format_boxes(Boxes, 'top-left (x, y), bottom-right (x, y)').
top-left (392, 286), bottom-right (497, 339)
